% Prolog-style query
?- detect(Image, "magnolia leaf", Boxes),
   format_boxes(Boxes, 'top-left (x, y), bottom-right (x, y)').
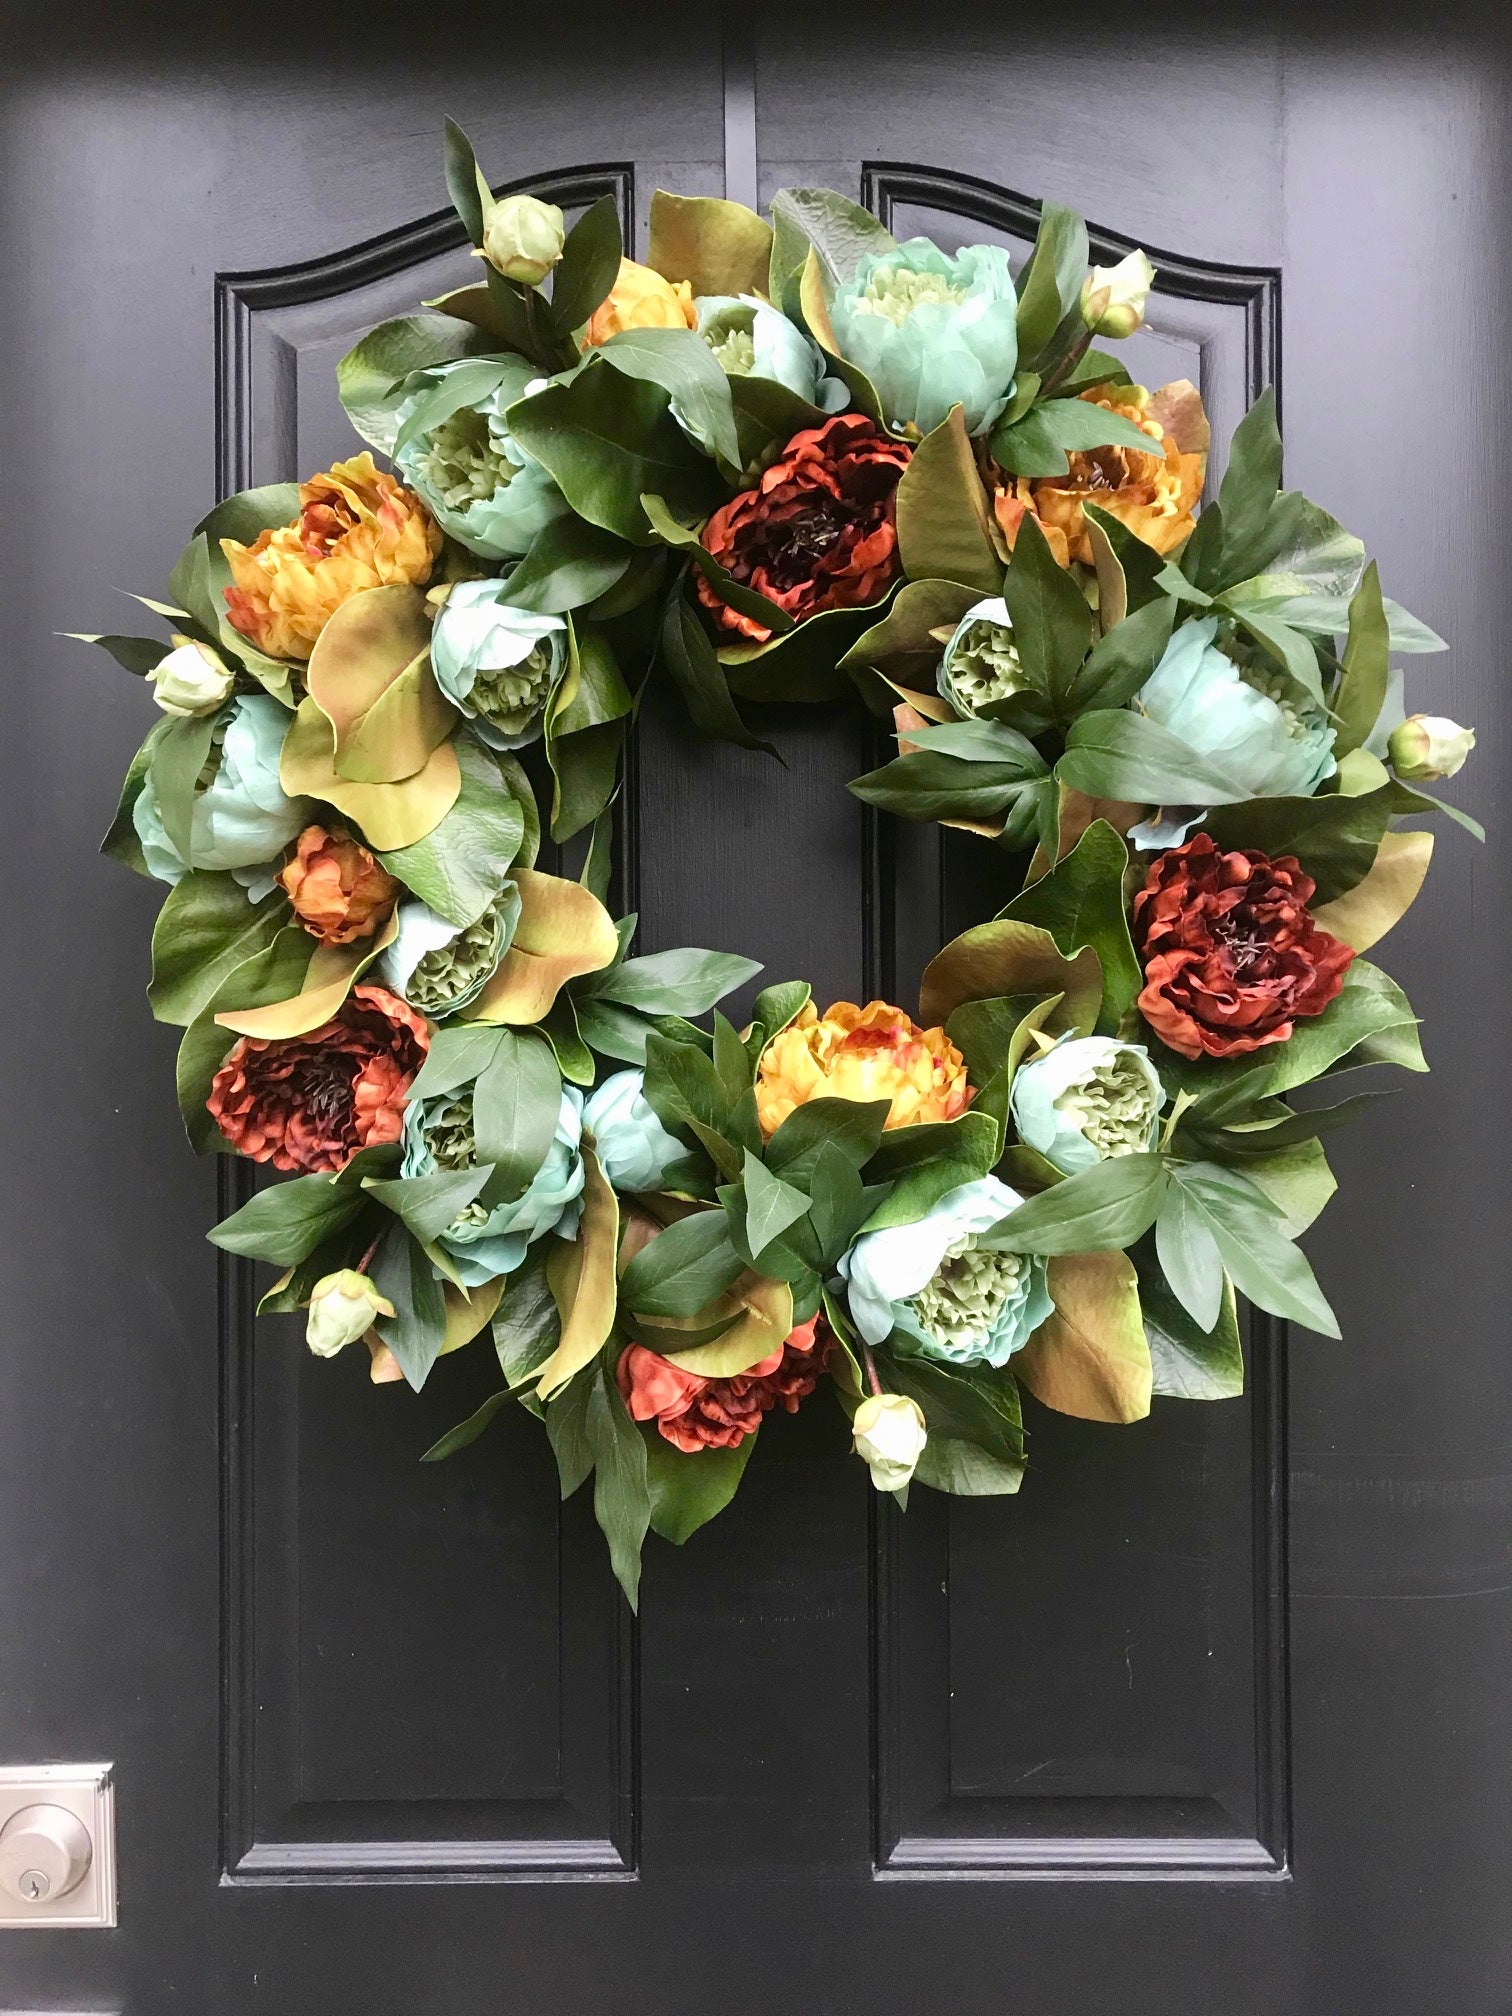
top-left (439, 1276), bottom-right (506, 1356)
top-left (1015, 1250), bottom-right (1152, 1424)
top-left (213, 909), bottom-right (398, 1039)
top-left (643, 1432), bottom-right (756, 1543)
top-left (279, 699), bottom-right (461, 849)
top-left (464, 867), bottom-right (620, 1025)
top-left (657, 1269), bottom-right (794, 1378)
top-left (305, 584), bottom-right (455, 784)
top-left (999, 818), bottom-right (1141, 1033)
top-left (647, 188), bottom-right (774, 299)
top-left (920, 918), bottom-right (1101, 1032)
top-left (533, 1148), bottom-right (620, 1399)
top-left (148, 873), bottom-right (290, 1028)
top-left (1312, 831), bottom-right (1433, 953)
top-left (894, 405), bottom-right (1002, 596)
top-left (797, 248), bottom-right (884, 423)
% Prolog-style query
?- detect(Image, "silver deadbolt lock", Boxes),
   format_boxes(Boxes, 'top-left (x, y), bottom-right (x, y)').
top-left (0, 1804), bottom-right (93, 1905)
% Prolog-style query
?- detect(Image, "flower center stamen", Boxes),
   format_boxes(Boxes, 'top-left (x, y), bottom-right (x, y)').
top-left (910, 1238), bottom-right (1025, 1351)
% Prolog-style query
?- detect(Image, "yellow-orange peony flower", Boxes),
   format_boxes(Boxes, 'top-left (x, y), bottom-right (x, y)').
top-left (584, 258), bottom-right (698, 347)
top-left (221, 453), bottom-right (441, 661)
top-left (755, 1000), bottom-right (973, 1139)
top-left (993, 380), bottom-right (1208, 569)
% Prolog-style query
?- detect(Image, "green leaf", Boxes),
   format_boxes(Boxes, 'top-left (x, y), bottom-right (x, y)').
top-left (981, 1152), bottom-right (1167, 1257)
top-left (582, 946), bottom-right (762, 1016)
top-left (545, 1369), bottom-right (596, 1498)
top-left (658, 590), bottom-right (774, 754)
top-left (1065, 593), bottom-right (1177, 713)
top-left (643, 1429), bottom-right (755, 1543)
top-left (865, 1109), bottom-right (1001, 1183)
top-left (1058, 707), bottom-right (1254, 807)
top-left (1165, 1161), bottom-right (1339, 1337)
top-left (363, 1165), bottom-right (493, 1245)
top-left (420, 1389), bottom-right (512, 1463)
top-left (408, 1025), bottom-right (505, 1103)
top-left (1014, 201), bottom-right (1089, 362)
top-left (894, 405), bottom-right (1002, 595)
top-left (148, 873), bottom-right (290, 1028)
top-left (101, 720), bottom-right (171, 874)
top-left (1153, 1178), bottom-right (1225, 1331)
top-left (764, 1097), bottom-right (891, 1184)
top-left (999, 510), bottom-right (1093, 713)
top-left (175, 925), bottom-right (315, 1151)
top-left (1138, 1261), bottom-right (1244, 1401)
top-left (805, 1142), bottom-right (871, 1264)
top-left (209, 1171), bottom-right (366, 1266)
top-left (617, 1210), bottom-right (746, 1318)
top-left (1198, 780), bottom-right (1428, 904)
top-left (506, 360), bottom-right (723, 545)
top-left (592, 327), bottom-right (741, 468)
top-left (750, 980), bottom-right (812, 1047)
top-left (472, 1031), bottom-right (563, 1201)
top-left (1214, 387), bottom-right (1283, 577)
top-left (492, 1248), bottom-right (563, 1387)
top-left (373, 733), bottom-right (525, 928)
top-left (1332, 559), bottom-right (1390, 758)
top-left (586, 1360), bottom-right (651, 1610)
top-left (69, 631), bottom-right (165, 676)
top-left (741, 1150), bottom-right (811, 1258)
top-left (148, 711), bottom-right (218, 866)
top-left (442, 118), bottom-right (486, 244)
top-left (337, 311), bottom-right (488, 454)
top-left (640, 493), bottom-right (794, 636)
top-left (369, 1221), bottom-right (450, 1390)
top-left (768, 186), bottom-right (896, 296)
top-left (499, 515), bottom-right (632, 616)
top-left (546, 193), bottom-right (624, 339)
top-left (880, 1354), bottom-right (1025, 1496)
top-left (999, 819), bottom-right (1141, 1033)
top-left (991, 397), bottom-right (1164, 478)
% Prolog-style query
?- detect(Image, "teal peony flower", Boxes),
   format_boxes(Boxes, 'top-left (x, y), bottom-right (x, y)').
top-left (401, 1082), bottom-right (586, 1286)
top-left (392, 358), bottom-right (568, 560)
top-left (829, 238), bottom-right (1019, 438)
top-left (1135, 616), bottom-right (1337, 800)
top-left (1009, 1034), bottom-right (1163, 1176)
top-left (381, 887), bottom-right (521, 1020)
top-left (430, 580), bottom-right (569, 751)
top-left (836, 1176), bottom-right (1052, 1368)
top-left (937, 595), bottom-right (1029, 717)
top-left (695, 294), bottom-right (847, 412)
top-left (582, 1069), bottom-right (686, 1192)
top-left (133, 694), bottom-right (310, 895)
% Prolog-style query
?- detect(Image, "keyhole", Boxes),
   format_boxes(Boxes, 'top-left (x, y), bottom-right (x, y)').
top-left (19, 1868), bottom-right (50, 1902)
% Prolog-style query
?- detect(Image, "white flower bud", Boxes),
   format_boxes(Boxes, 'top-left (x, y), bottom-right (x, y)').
top-left (852, 1392), bottom-right (928, 1492)
top-left (478, 194), bottom-right (565, 286)
top-left (1388, 713), bottom-right (1475, 783)
top-left (1079, 250), bottom-right (1156, 339)
top-left (147, 637), bottom-right (234, 717)
top-left (305, 1270), bottom-right (395, 1358)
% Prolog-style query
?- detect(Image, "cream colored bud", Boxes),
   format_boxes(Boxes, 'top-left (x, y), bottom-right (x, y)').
top-left (852, 1392), bottom-right (928, 1492)
top-left (306, 1269), bottom-right (396, 1359)
top-left (147, 636), bottom-right (234, 717)
top-left (1079, 250), bottom-right (1156, 339)
top-left (478, 193), bottom-right (566, 286)
top-left (1388, 713), bottom-right (1476, 783)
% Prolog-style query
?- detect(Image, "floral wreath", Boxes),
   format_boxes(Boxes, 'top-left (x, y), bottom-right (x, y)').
top-left (81, 123), bottom-right (1480, 1606)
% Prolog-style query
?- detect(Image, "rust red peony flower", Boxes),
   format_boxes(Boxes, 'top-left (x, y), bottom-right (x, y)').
top-left (617, 1315), bottom-right (831, 1453)
top-left (207, 984), bottom-right (429, 1173)
top-left (1132, 832), bottom-right (1354, 1059)
top-left (696, 414), bottom-right (912, 643)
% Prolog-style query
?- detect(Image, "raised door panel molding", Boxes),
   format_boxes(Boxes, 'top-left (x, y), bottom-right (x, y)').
top-left (859, 163), bottom-right (1288, 1882)
top-left (214, 166), bottom-right (638, 1886)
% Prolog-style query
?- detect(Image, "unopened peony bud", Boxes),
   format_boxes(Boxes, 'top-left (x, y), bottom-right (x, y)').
top-left (1388, 713), bottom-right (1475, 783)
top-left (478, 193), bottom-right (565, 286)
top-left (305, 1270), bottom-right (395, 1358)
top-left (1079, 250), bottom-right (1156, 339)
top-left (852, 1392), bottom-right (928, 1492)
top-left (147, 636), bottom-right (234, 717)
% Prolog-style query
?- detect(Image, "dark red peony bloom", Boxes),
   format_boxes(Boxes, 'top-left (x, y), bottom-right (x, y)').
top-left (697, 414), bottom-right (912, 642)
top-left (617, 1315), bottom-right (832, 1453)
top-left (207, 984), bottom-right (429, 1173)
top-left (1132, 832), bottom-right (1354, 1059)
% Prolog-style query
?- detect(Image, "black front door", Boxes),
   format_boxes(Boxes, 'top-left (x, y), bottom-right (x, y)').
top-left (4, 4), bottom-right (1505, 2011)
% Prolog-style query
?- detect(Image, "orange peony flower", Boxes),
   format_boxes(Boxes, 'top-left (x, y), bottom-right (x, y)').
top-left (221, 453), bottom-right (441, 661)
top-left (617, 1316), bottom-right (831, 1453)
top-left (279, 824), bottom-right (399, 946)
top-left (754, 1000), bottom-right (972, 1139)
top-left (993, 379), bottom-right (1208, 569)
top-left (583, 258), bottom-right (698, 346)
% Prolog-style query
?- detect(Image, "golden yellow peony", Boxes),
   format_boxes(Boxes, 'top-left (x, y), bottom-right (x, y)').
top-left (221, 453), bottom-right (441, 662)
top-left (993, 379), bottom-right (1208, 569)
top-left (584, 258), bottom-right (698, 346)
top-left (755, 1000), bottom-right (973, 1139)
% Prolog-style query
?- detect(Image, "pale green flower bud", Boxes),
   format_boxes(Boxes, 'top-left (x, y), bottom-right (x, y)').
top-left (1388, 713), bottom-right (1475, 782)
top-left (479, 193), bottom-right (565, 286)
top-left (306, 1270), bottom-right (395, 1358)
top-left (148, 636), bottom-right (234, 717)
top-left (1080, 250), bottom-right (1156, 339)
top-left (852, 1392), bottom-right (928, 1492)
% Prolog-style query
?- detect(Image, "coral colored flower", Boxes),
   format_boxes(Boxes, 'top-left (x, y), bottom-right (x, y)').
top-left (993, 381), bottom-right (1206, 569)
top-left (755, 1000), bottom-right (972, 1139)
top-left (696, 414), bottom-right (912, 643)
top-left (207, 984), bottom-right (429, 1174)
top-left (616, 1316), bottom-right (831, 1453)
top-left (584, 258), bottom-right (698, 346)
top-left (279, 824), bottom-right (400, 946)
top-left (1132, 833), bottom-right (1354, 1060)
top-left (221, 453), bottom-right (441, 661)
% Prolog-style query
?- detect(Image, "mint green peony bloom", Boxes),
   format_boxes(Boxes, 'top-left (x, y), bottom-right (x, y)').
top-left (836, 1176), bottom-right (1052, 1368)
top-left (430, 580), bottom-right (569, 751)
top-left (393, 358), bottom-right (568, 560)
top-left (401, 1083), bottom-right (585, 1287)
top-left (937, 596), bottom-right (1029, 717)
top-left (830, 238), bottom-right (1019, 438)
top-left (1135, 616), bottom-right (1337, 800)
top-left (1009, 1035), bottom-right (1163, 1176)
top-left (695, 294), bottom-right (847, 413)
top-left (381, 887), bottom-right (521, 1020)
top-left (582, 1069), bottom-right (686, 1192)
top-left (132, 694), bottom-right (310, 895)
